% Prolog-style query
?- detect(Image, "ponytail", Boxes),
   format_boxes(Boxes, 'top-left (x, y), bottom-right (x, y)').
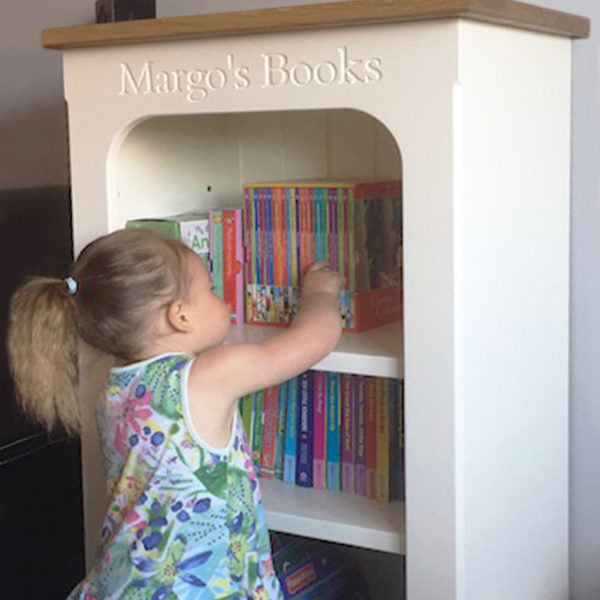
top-left (8, 277), bottom-right (80, 436)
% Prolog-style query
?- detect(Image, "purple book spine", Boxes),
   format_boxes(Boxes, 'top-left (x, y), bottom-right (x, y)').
top-left (355, 375), bottom-right (367, 495)
top-left (341, 373), bottom-right (355, 493)
top-left (296, 371), bottom-right (314, 487)
top-left (328, 188), bottom-right (338, 272)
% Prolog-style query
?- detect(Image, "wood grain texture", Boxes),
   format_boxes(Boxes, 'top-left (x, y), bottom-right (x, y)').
top-left (41, 0), bottom-right (589, 50)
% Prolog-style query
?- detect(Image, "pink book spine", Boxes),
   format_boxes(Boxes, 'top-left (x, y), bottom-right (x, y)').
top-left (341, 373), bottom-right (355, 493)
top-left (234, 209), bottom-right (244, 324)
top-left (313, 371), bottom-right (327, 489)
top-left (354, 375), bottom-right (367, 496)
top-left (365, 377), bottom-right (378, 499)
top-left (260, 385), bottom-right (280, 479)
top-left (306, 187), bottom-right (315, 269)
top-left (343, 187), bottom-right (350, 286)
top-left (244, 188), bottom-right (251, 286)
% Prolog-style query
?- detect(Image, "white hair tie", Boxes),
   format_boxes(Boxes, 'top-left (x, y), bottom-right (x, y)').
top-left (64, 276), bottom-right (78, 295)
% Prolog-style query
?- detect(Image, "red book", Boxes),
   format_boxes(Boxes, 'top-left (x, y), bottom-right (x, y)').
top-left (222, 209), bottom-right (243, 323)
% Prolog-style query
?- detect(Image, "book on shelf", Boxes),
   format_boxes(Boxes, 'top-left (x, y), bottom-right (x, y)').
top-left (296, 371), bottom-right (314, 487)
top-left (341, 373), bottom-right (355, 494)
top-left (239, 369), bottom-right (404, 502)
top-left (365, 377), bottom-right (378, 499)
top-left (126, 208), bottom-right (244, 323)
top-left (283, 381), bottom-right (299, 485)
top-left (125, 209), bottom-right (210, 270)
top-left (355, 375), bottom-right (367, 496)
top-left (209, 208), bottom-right (244, 324)
top-left (244, 179), bottom-right (403, 332)
top-left (275, 380), bottom-right (288, 480)
top-left (325, 372), bottom-right (341, 492)
top-left (312, 372), bottom-right (327, 489)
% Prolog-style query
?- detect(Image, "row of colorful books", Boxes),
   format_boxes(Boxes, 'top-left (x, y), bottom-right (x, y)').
top-left (125, 178), bottom-right (403, 333)
top-left (244, 180), bottom-right (402, 331)
top-left (270, 533), bottom-right (372, 600)
top-left (239, 370), bottom-right (404, 502)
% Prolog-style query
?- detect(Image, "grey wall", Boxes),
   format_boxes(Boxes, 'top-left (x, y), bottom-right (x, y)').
top-left (2, 1), bottom-right (598, 597)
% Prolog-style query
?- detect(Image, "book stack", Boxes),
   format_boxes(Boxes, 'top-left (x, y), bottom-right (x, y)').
top-left (126, 210), bottom-right (211, 270)
top-left (125, 208), bottom-right (245, 323)
top-left (239, 370), bottom-right (404, 502)
top-left (209, 208), bottom-right (244, 324)
top-left (244, 180), bottom-right (403, 332)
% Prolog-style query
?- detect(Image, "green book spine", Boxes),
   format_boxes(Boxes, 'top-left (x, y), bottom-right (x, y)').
top-left (125, 220), bottom-right (179, 239)
top-left (240, 394), bottom-right (253, 443)
top-left (252, 391), bottom-right (264, 476)
top-left (210, 209), bottom-right (224, 299)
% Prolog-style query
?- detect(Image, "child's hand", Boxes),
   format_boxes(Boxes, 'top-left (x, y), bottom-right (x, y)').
top-left (301, 262), bottom-right (345, 298)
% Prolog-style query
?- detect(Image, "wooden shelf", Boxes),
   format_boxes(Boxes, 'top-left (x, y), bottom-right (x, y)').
top-left (260, 477), bottom-right (405, 554)
top-left (226, 321), bottom-right (403, 379)
top-left (41, 0), bottom-right (589, 50)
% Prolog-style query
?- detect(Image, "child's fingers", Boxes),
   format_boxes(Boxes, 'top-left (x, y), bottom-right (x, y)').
top-left (306, 261), bottom-right (331, 274)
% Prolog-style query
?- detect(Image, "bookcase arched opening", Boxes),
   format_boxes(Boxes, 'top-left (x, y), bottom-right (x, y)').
top-left (112, 108), bottom-right (403, 227)
top-left (107, 107), bottom-right (408, 596)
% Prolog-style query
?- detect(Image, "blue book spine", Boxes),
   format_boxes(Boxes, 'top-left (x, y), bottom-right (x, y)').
top-left (321, 189), bottom-right (328, 263)
top-left (275, 380), bottom-right (288, 479)
top-left (326, 372), bottom-right (341, 491)
top-left (253, 188), bottom-right (261, 285)
top-left (265, 187), bottom-right (274, 285)
top-left (283, 377), bottom-right (298, 484)
top-left (296, 371), bottom-right (314, 487)
top-left (313, 188), bottom-right (321, 262)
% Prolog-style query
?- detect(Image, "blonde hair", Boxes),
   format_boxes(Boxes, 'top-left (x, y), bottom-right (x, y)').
top-left (8, 228), bottom-right (194, 436)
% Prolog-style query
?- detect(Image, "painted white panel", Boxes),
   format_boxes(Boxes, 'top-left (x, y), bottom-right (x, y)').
top-left (281, 110), bottom-right (328, 180)
top-left (328, 108), bottom-right (377, 178)
top-left (456, 21), bottom-right (571, 599)
top-left (116, 114), bottom-right (240, 223)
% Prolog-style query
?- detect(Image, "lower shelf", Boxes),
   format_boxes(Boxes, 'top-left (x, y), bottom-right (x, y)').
top-left (260, 477), bottom-right (405, 554)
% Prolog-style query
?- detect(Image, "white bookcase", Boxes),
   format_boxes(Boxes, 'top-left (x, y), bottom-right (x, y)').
top-left (43, 2), bottom-right (588, 598)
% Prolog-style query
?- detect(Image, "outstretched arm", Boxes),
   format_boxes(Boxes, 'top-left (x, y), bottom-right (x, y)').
top-left (189, 263), bottom-right (344, 401)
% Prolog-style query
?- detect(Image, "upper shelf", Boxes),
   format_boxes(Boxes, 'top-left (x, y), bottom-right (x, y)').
top-left (41, 0), bottom-right (589, 50)
top-left (226, 321), bottom-right (403, 379)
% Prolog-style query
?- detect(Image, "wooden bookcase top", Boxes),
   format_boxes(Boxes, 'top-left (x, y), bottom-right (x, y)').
top-left (42, 0), bottom-right (589, 50)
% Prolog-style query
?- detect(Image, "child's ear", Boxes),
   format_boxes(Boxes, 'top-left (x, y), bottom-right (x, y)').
top-left (167, 300), bottom-right (193, 333)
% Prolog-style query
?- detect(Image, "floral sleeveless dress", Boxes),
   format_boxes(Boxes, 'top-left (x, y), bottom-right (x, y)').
top-left (67, 353), bottom-right (283, 600)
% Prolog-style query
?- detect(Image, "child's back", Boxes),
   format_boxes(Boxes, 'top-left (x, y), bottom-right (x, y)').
top-left (68, 353), bottom-right (279, 599)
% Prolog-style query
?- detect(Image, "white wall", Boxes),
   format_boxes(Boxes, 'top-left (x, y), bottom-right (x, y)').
top-left (2, 1), bottom-right (598, 597)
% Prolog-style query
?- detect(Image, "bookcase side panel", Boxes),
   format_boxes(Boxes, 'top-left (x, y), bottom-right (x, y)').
top-left (456, 21), bottom-right (571, 599)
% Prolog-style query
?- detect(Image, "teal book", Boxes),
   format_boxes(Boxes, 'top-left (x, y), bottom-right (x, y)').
top-left (326, 372), bottom-right (341, 491)
top-left (283, 377), bottom-right (298, 485)
top-left (209, 209), bottom-right (224, 298)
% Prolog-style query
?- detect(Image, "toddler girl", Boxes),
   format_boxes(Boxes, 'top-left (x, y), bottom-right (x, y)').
top-left (8, 228), bottom-right (344, 600)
